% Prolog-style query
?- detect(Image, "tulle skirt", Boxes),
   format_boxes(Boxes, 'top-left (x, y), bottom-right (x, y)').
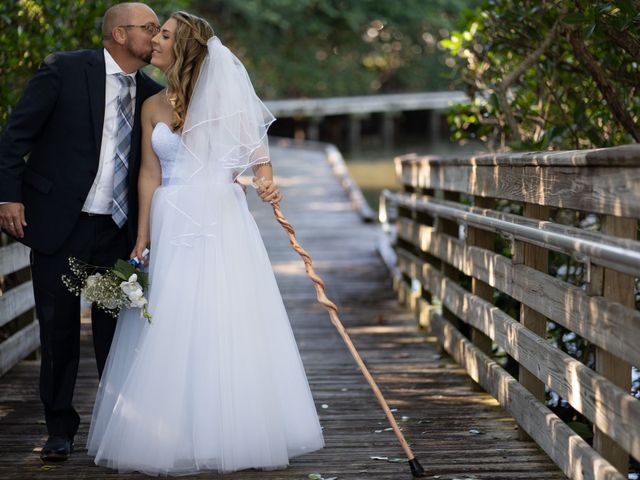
top-left (87, 183), bottom-right (324, 476)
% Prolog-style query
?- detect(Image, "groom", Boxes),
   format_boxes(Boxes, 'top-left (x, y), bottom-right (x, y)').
top-left (0, 3), bottom-right (162, 461)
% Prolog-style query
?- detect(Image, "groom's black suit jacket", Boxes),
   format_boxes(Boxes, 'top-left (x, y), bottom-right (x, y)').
top-left (0, 49), bottom-right (162, 254)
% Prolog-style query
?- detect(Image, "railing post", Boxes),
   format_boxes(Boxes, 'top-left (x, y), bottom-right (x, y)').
top-left (440, 191), bottom-right (462, 332)
top-left (467, 196), bottom-right (494, 391)
top-left (512, 202), bottom-right (548, 441)
top-left (591, 215), bottom-right (635, 475)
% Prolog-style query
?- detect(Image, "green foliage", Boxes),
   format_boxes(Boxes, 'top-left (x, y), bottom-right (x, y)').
top-left (194, 0), bottom-right (483, 98)
top-left (442, 0), bottom-right (640, 150)
top-left (0, 0), bottom-right (184, 123)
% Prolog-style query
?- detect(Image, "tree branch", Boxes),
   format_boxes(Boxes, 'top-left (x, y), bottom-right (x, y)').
top-left (566, 26), bottom-right (640, 141)
top-left (500, 21), bottom-right (561, 89)
top-left (598, 20), bottom-right (640, 64)
top-left (492, 21), bottom-right (560, 142)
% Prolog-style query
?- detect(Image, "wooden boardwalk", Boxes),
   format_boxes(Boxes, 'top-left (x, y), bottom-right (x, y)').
top-left (0, 143), bottom-right (566, 479)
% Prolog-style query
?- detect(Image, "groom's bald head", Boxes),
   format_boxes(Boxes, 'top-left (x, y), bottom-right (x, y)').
top-left (102, 2), bottom-right (157, 42)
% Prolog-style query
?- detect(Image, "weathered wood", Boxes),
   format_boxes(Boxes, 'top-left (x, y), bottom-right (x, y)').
top-left (265, 90), bottom-right (470, 117)
top-left (395, 143), bottom-right (640, 166)
top-left (387, 191), bottom-right (640, 276)
top-left (396, 161), bottom-right (640, 218)
top-left (414, 296), bottom-right (625, 480)
top-left (0, 242), bottom-right (30, 277)
top-left (0, 282), bottom-right (35, 328)
top-left (397, 249), bottom-right (640, 461)
top-left (396, 217), bottom-right (640, 367)
top-left (0, 320), bottom-right (39, 377)
top-left (593, 216), bottom-right (635, 474)
top-left (467, 196), bottom-right (494, 392)
top-left (439, 191), bottom-right (463, 333)
top-left (514, 203), bottom-right (548, 440)
top-left (0, 144), bottom-right (566, 479)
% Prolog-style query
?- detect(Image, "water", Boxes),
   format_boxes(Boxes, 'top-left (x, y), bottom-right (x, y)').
top-left (343, 140), bottom-right (483, 212)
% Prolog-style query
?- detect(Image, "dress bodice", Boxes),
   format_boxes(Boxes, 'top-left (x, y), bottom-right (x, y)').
top-left (151, 122), bottom-right (179, 181)
top-left (150, 121), bottom-right (235, 184)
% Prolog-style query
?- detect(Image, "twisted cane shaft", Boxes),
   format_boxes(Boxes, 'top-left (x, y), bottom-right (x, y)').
top-left (271, 203), bottom-right (416, 462)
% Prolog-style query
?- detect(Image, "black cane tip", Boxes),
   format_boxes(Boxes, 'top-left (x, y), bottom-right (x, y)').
top-left (409, 457), bottom-right (425, 477)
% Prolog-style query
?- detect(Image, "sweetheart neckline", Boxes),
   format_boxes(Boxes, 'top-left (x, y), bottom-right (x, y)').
top-left (154, 121), bottom-right (180, 136)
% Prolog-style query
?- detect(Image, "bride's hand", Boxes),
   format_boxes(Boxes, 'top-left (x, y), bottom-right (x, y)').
top-left (130, 239), bottom-right (149, 266)
top-left (253, 177), bottom-right (282, 204)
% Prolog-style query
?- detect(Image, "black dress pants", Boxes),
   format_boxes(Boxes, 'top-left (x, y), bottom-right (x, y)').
top-left (30, 213), bottom-right (129, 439)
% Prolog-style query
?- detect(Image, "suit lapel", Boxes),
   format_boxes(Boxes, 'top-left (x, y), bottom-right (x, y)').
top-left (86, 50), bottom-right (106, 158)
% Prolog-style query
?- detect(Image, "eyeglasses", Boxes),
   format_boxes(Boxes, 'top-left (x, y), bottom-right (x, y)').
top-left (119, 23), bottom-right (161, 35)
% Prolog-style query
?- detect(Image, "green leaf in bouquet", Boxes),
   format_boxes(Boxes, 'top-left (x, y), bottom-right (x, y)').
top-left (114, 259), bottom-right (136, 280)
top-left (136, 271), bottom-right (149, 289)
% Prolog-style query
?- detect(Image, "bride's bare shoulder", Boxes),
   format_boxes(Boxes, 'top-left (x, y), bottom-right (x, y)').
top-left (142, 90), bottom-right (172, 123)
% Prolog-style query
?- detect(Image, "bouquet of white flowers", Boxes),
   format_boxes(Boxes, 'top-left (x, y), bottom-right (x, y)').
top-left (62, 252), bottom-right (152, 321)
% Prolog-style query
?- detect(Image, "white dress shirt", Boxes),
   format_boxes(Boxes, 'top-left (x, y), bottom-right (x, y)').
top-left (82, 49), bottom-right (137, 214)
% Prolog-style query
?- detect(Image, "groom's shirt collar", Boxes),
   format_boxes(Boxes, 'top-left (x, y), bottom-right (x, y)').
top-left (103, 48), bottom-right (137, 84)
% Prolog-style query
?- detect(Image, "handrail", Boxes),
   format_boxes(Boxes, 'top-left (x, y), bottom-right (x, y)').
top-left (384, 190), bottom-right (640, 278)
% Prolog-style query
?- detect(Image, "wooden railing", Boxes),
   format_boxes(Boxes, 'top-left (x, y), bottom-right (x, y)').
top-left (380, 144), bottom-right (640, 480)
top-left (0, 236), bottom-right (38, 376)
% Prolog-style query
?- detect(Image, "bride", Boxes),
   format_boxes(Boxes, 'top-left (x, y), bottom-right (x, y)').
top-left (87, 11), bottom-right (324, 475)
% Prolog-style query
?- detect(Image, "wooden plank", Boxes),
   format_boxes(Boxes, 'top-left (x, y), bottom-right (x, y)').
top-left (389, 191), bottom-right (640, 277)
top-left (0, 282), bottom-right (35, 328)
top-left (467, 196), bottom-right (494, 391)
top-left (0, 320), bottom-right (39, 377)
top-left (514, 203), bottom-right (548, 440)
top-left (593, 216), bottom-right (635, 474)
top-left (265, 90), bottom-right (470, 117)
top-left (397, 163), bottom-right (640, 218)
top-left (397, 249), bottom-right (640, 461)
top-left (0, 242), bottom-right (30, 277)
top-left (414, 297), bottom-right (625, 480)
top-left (440, 191), bottom-right (463, 331)
top-left (395, 143), bottom-right (640, 166)
top-left (396, 217), bottom-right (640, 367)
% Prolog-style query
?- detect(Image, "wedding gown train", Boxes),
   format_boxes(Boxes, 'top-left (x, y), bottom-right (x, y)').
top-left (86, 121), bottom-right (324, 475)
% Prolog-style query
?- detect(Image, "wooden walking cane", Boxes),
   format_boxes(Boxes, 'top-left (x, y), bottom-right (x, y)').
top-left (267, 197), bottom-right (425, 478)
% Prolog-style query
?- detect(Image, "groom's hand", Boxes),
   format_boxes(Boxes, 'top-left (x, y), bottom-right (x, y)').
top-left (0, 202), bottom-right (27, 238)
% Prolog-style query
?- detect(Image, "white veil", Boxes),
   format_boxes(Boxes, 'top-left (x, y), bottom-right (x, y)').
top-left (164, 36), bottom-right (276, 185)
top-left (161, 36), bottom-right (276, 248)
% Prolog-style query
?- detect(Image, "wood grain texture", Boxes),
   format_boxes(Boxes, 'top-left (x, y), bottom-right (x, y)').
top-left (412, 297), bottom-right (625, 480)
top-left (0, 242), bottom-right (30, 277)
top-left (396, 161), bottom-right (640, 218)
top-left (395, 143), bottom-right (640, 166)
top-left (0, 145), bottom-right (565, 479)
top-left (514, 203), bottom-right (548, 428)
top-left (396, 217), bottom-right (640, 367)
top-left (0, 321), bottom-right (39, 377)
top-left (0, 282), bottom-right (35, 329)
top-left (396, 249), bottom-right (640, 461)
top-left (593, 216), bottom-right (636, 474)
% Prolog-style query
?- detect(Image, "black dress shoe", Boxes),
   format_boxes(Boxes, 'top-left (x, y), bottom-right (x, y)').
top-left (40, 435), bottom-right (74, 462)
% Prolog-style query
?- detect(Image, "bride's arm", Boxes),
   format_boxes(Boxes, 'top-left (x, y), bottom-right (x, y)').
top-left (251, 145), bottom-right (282, 204)
top-left (131, 98), bottom-right (162, 261)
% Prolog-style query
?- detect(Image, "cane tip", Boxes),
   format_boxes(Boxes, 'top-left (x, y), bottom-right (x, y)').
top-left (408, 457), bottom-right (425, 477)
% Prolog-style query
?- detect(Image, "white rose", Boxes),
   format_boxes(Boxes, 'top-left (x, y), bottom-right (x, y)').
top-left (127, 287), bottom-right (144, 302)
top-left (120, 277), bottom-right (142, 297)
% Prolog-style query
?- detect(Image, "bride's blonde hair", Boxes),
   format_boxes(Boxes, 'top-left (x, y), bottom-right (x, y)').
top-left (165, 11), bottom-right (214, 131)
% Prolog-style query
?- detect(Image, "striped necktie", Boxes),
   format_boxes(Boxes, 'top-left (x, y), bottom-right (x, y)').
top-left (112, 73), bottom-right (135, 228)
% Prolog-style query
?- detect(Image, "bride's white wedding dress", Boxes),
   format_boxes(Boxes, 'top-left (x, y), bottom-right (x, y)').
top-left (86, 121), bottom-right (325, 475)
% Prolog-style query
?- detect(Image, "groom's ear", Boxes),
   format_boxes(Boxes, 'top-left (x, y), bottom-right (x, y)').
top-left (111, 27), bottom-right (127, 46)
